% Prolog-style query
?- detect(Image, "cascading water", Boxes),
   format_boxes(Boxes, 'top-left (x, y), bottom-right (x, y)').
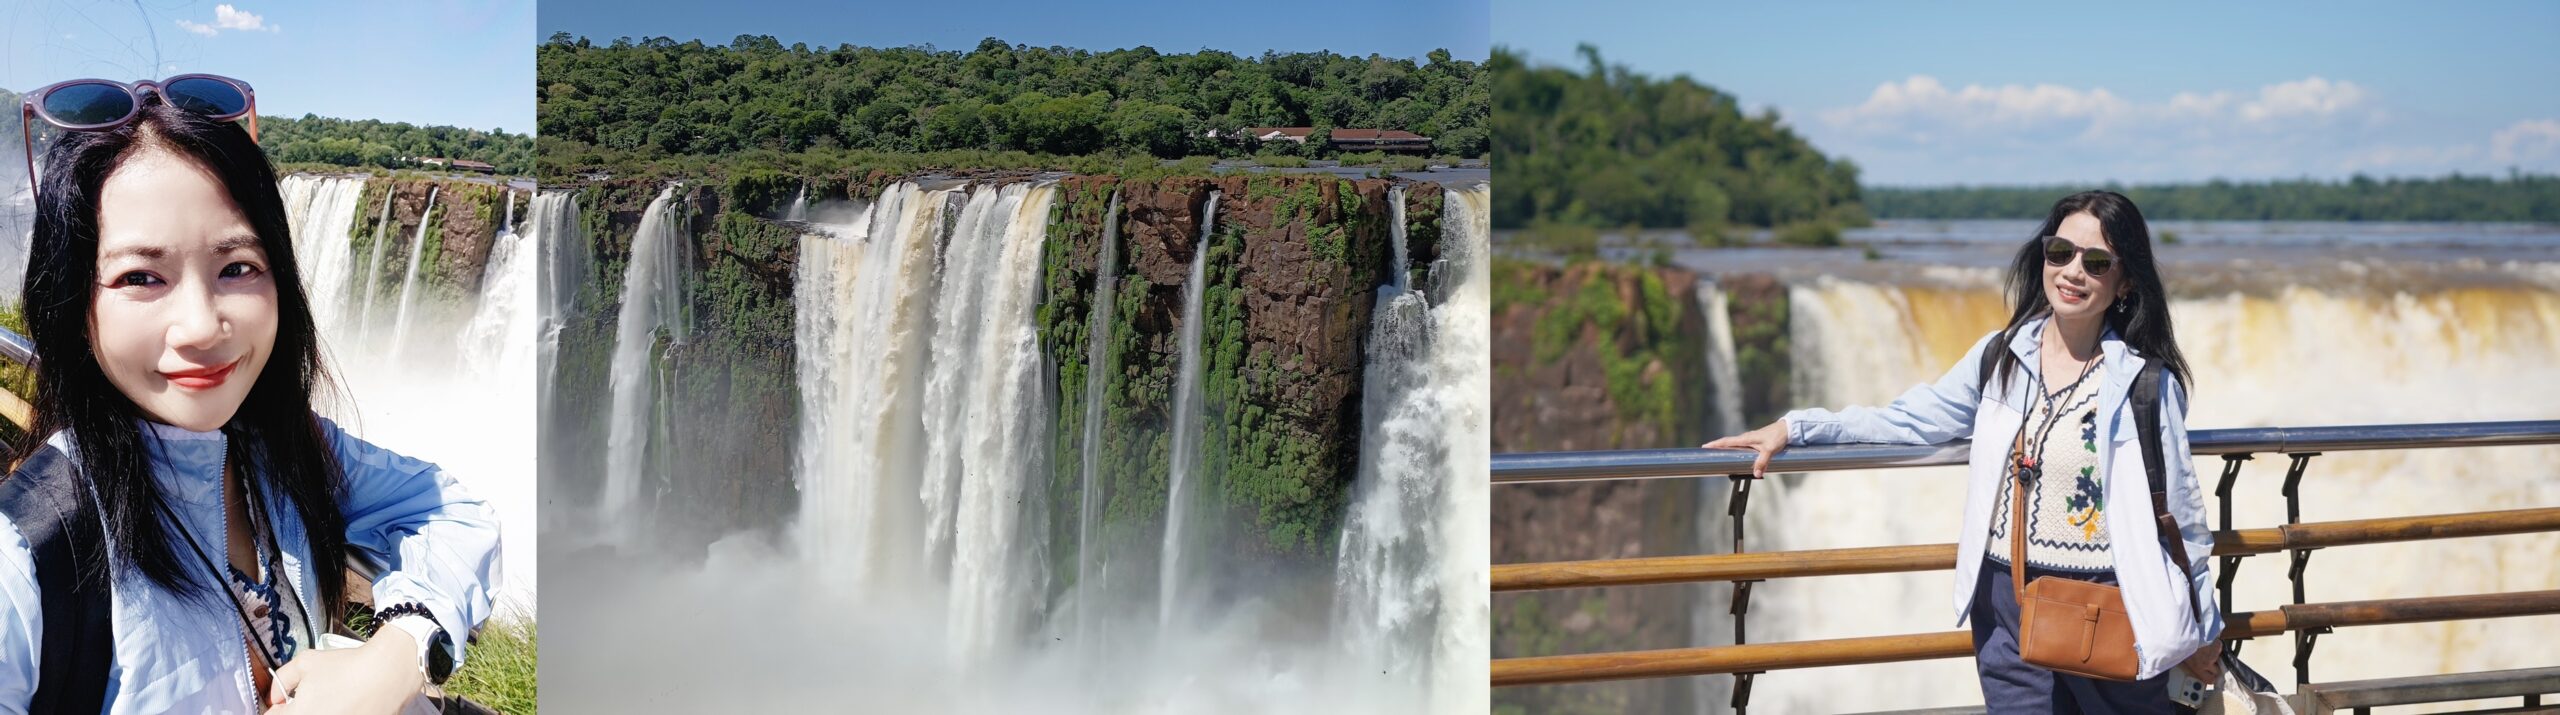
top-left (1713, 266), bottom-right (2560, 711)
top-left (460, 205), bottom-right (535, 382)
top-left (1697, 278), bottom-right (1745, 438)
top-left (923, 187), bottom-right (1020, 576)
top-left (603, 185), bottom-right (690, 529)
top-left (1386, 186), bottom-right (1409, 290)
top-left (387, 186), bottom-right (442, 361)
top-left (786, 183), bottom-right (809, 222)
top-left (944, 184), bottom-right (1060, 660)
top-left (1334, 184), bottom-right (1491, 714)
top-left (1074, 190), bottom-right (1123, 646)
top-left (1157, 190), bottom-right (1218, 628)
top-left (797, 182), bottom-right (952, 596)
top-left (357, 186), bottom-right (401, 345)
top-left (560, 175), bottom-right (1497, 712)
top-left (535, 192), bottom-right (587, 359)
top-left (279, 174), bottom-right (538, 613)
top-left (279, 175), bottom-right (368, 334)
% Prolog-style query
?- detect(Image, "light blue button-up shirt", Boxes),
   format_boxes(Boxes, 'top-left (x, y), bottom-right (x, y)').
top-left (1782, 315), bottom-right (2223, 679)
top-left (0, 416), bottom-right (501, 713)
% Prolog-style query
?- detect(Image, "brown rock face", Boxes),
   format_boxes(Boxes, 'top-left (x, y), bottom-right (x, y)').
top-left (1490, 260), bottom-right (1720, 715)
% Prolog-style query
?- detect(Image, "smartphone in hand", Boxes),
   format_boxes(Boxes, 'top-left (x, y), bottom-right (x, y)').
top-left (2167, 666), bottom-right (2210, 707)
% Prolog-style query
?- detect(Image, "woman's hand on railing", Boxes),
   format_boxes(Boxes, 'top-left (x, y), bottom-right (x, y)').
top-left (1703, 419), bottom-right (1790, 478)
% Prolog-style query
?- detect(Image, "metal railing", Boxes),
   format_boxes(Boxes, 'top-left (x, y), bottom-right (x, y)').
top-left (1492, 420), bottom-right (2560, 713)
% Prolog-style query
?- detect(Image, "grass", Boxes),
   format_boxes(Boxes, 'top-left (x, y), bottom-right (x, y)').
top-left (346, 606), bottom-right (536, 713)
top-left (447, 615), bottom-right (537, 713)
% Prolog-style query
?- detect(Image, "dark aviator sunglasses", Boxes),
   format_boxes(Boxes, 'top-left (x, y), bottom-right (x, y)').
top-left (18, 74), bottom-right (258, 200)
top-left (2040, 235), bottom-right (2115, 277)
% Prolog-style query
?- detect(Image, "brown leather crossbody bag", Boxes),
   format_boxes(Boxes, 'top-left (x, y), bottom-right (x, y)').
top-left (2003, 361), bottom-right (2202, 681)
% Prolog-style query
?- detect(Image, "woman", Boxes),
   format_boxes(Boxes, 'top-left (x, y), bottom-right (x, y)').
top-left (1706, 191), bottom-right (2221, 712)
top-left (0, 77), bottom-right (499, 713)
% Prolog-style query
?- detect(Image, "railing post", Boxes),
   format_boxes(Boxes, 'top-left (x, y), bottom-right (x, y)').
top-left (2283, 453), bottom-right (2325, 685)
top-left (2216, 454), bottom-right (2252, 657)
top-left (1727, 472), bottom-right (1761, 714)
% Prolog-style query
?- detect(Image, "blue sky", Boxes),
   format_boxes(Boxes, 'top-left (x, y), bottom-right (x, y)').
top-left (3, 0), bottom-right (534, 133)
top-left (1495, 1), bottom-right (2560, 185)
top-left (539, 0), bottom-right (1490, 61)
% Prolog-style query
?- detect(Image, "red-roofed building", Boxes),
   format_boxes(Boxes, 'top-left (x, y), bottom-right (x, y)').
top-left (1326, 129), bottom-right (1433, 153)
top-left (1218, 126), bottom-right (1435, 154)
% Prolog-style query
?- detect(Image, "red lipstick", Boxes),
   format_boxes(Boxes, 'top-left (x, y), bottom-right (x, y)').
top-left (163, 359), bottom-right (239, 390)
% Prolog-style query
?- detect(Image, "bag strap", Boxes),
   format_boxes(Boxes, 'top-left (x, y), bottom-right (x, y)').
top-left (2008, 421), bottom-right (2030, 599)
top-left (0, 446), bottom-right (114, 715)
top-left (2132, 361), bottom-right (2206, 626)
top-left (1986, 340), bottom-right (2202, 624)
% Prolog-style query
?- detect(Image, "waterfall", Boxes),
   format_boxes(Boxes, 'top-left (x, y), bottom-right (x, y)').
top-left (284, 175), bottom-right (536, 613)
top-left (797, 183), bottom-right (953, 596)
top-left (603, 185), bottom-right (690, 528)
top-left (460, 208), bottom-right (535, 383)
top-left (786, 183), bottom-right (809, 222)
top-left (279, 175), bottom-right (368, 335)
top-left (1157, 189), bottom-right (1219, 628)
top-left (902, 181), bottom-right (1068, 657)
top-left (1074, 190), bottom-right (1122, 646)
top-left (1697, 278), bottom-right (1746, 437)
top-left (357, 186), bottom-right (401, 345)
top-left (534, 192), bottom-right (588, 372)
top-left (1387, 186), bottom-right (1409, 290)
top-left (923, 187), bottom-right (1020, 575)
top-left (1744, 269), bottom-right (2560, 710)
top-left (387, 186), bottom-right (442, 362)
top-left (942, 183), bottom-right (1059, 660)
top-left (1334, 183), bottom-right (1491, 713)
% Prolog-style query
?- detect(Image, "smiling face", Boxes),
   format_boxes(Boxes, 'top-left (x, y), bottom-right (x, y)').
top-left (88, 145), bottom-right (278, 431)
top-left (2043, 211), bottom-right (2123, 323)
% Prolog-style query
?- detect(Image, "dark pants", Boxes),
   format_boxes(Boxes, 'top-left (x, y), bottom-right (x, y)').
top-left (1971, 558), bottom-right (2188, 714)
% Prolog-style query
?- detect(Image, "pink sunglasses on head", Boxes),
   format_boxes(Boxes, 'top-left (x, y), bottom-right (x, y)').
top-left (19, 74), bottom-right (258, 199)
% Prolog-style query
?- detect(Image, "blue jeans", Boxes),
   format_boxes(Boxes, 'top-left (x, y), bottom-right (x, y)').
top-left (1971, 557), bottom-right (2189, 714)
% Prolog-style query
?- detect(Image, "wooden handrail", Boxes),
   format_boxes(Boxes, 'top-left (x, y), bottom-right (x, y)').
top-left (1494, 507), bottom-right (2560, 592)
top-left (1493, 589), bottom-right (2560, 687)
top-left (0, 385), bottom-right (28, 430)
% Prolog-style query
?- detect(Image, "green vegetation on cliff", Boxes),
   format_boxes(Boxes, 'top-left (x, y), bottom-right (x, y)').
top-left (1495, 259), bottom-right (1702, 447)
top-left (536, 34), bottom-right (1488, 169)
top-left (1032, 174), bottom-right (1398, 592)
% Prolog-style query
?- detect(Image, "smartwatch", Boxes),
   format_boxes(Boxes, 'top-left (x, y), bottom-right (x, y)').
top-left (375, 603), bottom-right (456, 686)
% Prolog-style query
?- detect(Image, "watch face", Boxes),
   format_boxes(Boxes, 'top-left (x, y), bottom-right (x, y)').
top-left (427, 630), bottom-right (456, 684)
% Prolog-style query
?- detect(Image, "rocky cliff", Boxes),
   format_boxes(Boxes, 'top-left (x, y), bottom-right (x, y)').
top-left (546, 173), bottom-right (1452, 583)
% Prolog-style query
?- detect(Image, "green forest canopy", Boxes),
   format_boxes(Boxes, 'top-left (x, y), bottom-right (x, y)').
top-left (535, 34), bottom-right (1488, 161)
top-left (5, 87), bottom-right (529, 176)
top-left (260, 114), bottom-right (533, 175)
top-left (1868, 173), bottom-right (2560, 222)
top-left (1491, 44), bottom-right (1867, 235)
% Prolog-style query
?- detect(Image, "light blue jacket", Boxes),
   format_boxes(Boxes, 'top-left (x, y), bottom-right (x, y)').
top-left (0, 417), bottom-right (501, 713)
top-left (1782, 316), bottom-right (2223, 680)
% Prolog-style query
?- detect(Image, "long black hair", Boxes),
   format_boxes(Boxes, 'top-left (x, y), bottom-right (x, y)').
top-left (19, 99), bottom-right (349, 618)
top-left (1977, 190), bottom-right (2191, 396)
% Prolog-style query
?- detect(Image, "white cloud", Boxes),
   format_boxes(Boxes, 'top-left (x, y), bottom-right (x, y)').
top-left (1821, 75), bottom-right (2129, 135)
top-left (1804, 74), bottom-right (2453, 182)
top-left (2237, 77), bottom-right (2367, 122)
top-left (175, 4), bottom-right (278, 36)
top-left (2490, 119), bottom-right (2560, 164)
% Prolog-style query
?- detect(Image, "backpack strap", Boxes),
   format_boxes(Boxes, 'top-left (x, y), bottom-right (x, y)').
top-left (2131, 362), bottom-right (2205, 626)
top-left (0, 446), bottom-right (113, 715)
